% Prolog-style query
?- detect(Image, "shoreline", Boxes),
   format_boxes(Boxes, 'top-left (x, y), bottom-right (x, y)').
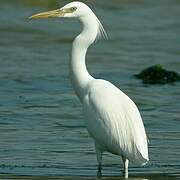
top-left (0, 173), bottom-right (179, 180)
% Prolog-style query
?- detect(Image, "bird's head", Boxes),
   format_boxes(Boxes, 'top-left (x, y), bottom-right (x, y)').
top-left (29, 1), bottom-right (93, 19)
top-left (29, 1), bottom-right (107, 40)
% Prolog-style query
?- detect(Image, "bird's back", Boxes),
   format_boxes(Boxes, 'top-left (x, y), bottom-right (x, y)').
top-left (83, 79), bottom-right (149, 165)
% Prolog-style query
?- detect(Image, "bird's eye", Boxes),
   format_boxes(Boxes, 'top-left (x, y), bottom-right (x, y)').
top-left (70, 7), bottom-right (77, 11)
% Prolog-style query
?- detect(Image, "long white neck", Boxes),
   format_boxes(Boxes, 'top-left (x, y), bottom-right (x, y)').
top-left (70, 14), bottom-right (99, 102)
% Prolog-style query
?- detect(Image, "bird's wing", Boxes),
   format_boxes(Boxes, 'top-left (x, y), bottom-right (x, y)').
top-left (83, 79), bottom-right (148, 165)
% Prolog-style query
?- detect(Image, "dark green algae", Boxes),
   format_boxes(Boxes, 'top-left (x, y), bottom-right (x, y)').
top-left (135, 64), bottom-right (180, 84)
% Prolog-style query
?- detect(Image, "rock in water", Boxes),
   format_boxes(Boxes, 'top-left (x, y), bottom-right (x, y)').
top-left (135, 64), bottom-right (180, 84)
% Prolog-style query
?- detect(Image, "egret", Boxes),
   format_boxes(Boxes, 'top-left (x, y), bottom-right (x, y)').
top-left (30, 1), bottom-right (149, 178)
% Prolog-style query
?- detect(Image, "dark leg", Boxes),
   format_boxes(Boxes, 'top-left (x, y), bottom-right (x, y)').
top-left (95, 142), bottom-right (103, 178)
top-left (97, 162), bottom-right (102, 178)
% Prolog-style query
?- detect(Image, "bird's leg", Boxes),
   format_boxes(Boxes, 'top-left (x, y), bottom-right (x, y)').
top-left (97, 162), bottom-right (102, 178)
top-left (95, 142), bottom-right (103, 178)
top-left (122, 157), bottom-right (129, 179)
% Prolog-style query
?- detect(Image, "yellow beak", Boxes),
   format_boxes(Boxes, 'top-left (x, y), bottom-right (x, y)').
top-left (29, 9), bottom-right (64, 19)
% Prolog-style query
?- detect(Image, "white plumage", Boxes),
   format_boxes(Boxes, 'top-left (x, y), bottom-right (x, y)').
top-left (30, 1), bottom-right (149, 178)
top-left (83, 79), bottom-right (148, 164)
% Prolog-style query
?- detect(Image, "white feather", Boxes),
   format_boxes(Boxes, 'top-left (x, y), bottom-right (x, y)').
top-left (96, 16), bottom-right (108, 40)
top-left (83, 79), bottom-right (148, 165)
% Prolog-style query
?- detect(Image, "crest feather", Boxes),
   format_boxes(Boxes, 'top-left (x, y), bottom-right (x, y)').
top-left (96, 16), bottom-right (108, 41)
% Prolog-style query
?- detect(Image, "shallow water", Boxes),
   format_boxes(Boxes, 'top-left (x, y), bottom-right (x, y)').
top-left (0, 0), bottom-right (179, 179)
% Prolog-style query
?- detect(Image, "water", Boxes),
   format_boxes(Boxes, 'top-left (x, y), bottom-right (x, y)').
top-left (0, 0), bottom-right (179, 179)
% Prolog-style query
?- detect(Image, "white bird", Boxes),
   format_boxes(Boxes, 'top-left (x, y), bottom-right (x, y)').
top-left (30, 1), bottom-right (149, 178)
